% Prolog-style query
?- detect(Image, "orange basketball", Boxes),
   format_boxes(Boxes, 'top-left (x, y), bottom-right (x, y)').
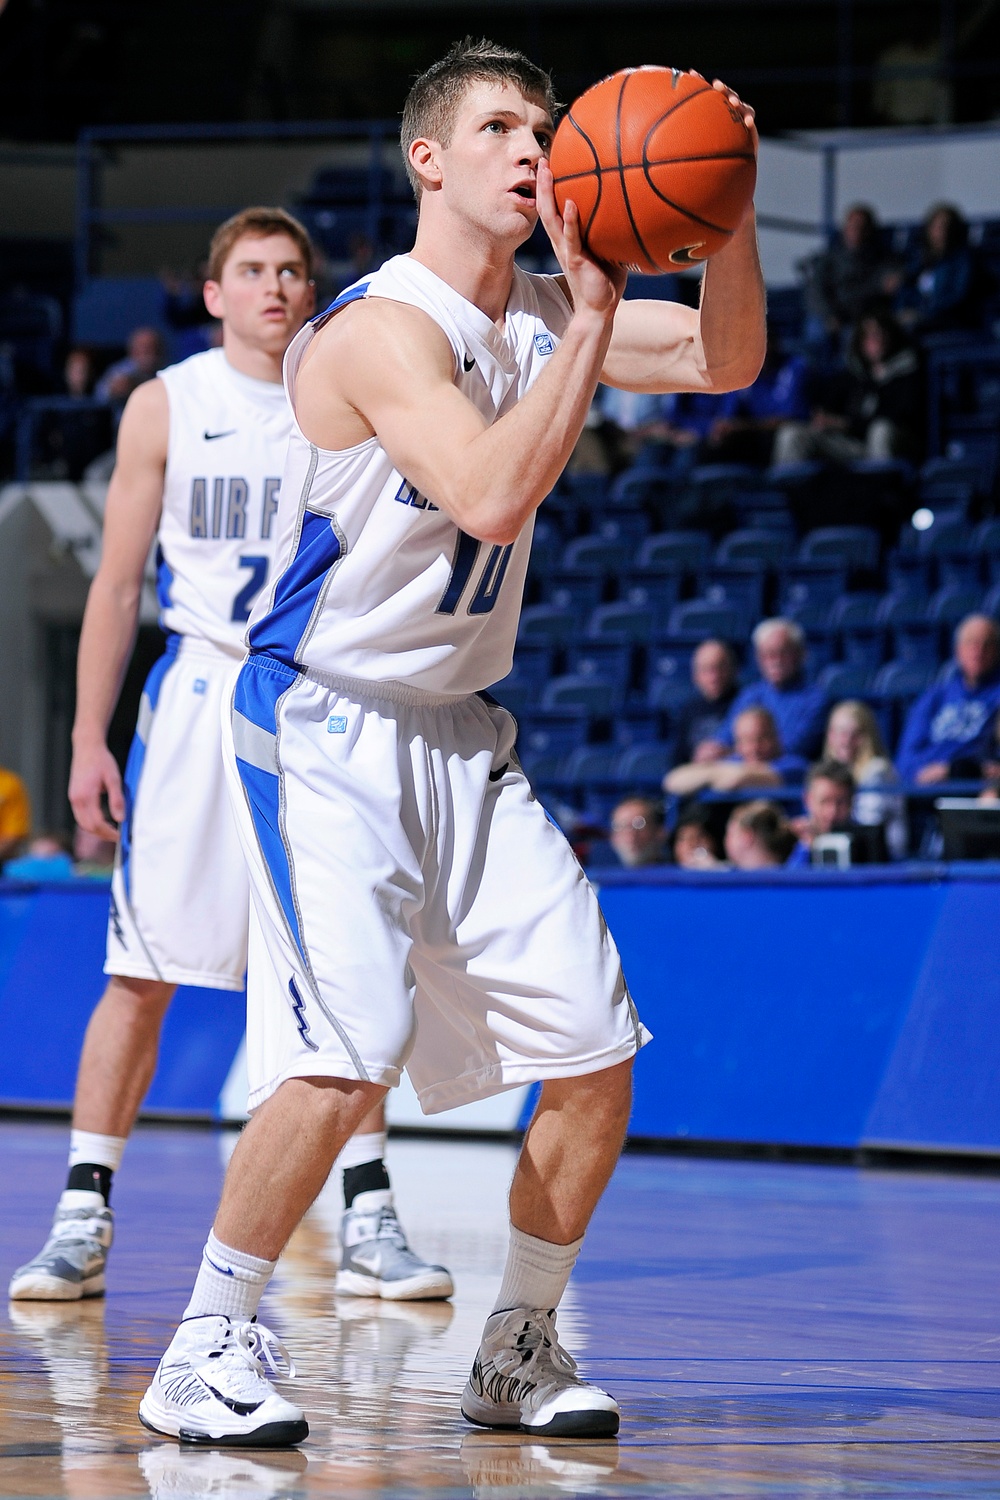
top-left (549, 66), bottom-right (757, 274)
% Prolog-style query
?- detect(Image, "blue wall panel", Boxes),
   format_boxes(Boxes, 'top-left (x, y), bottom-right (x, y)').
top-left (1, 869), bottom-right (999, 1151)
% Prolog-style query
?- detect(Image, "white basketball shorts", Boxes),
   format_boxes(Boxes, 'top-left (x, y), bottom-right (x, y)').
top-left (222, 654), bottom-right (651, 1114)
top-left (106, 635), bottom-right (249, 990)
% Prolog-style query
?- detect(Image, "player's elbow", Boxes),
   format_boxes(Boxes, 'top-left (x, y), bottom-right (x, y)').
top-left (704, 345), bottom-right (766, 396)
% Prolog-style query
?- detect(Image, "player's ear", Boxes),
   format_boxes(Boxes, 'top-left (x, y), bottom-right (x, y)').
top-left (408, 137), bottom-right (443, 194)
top-left (202, 279), bottom-right (224, 320)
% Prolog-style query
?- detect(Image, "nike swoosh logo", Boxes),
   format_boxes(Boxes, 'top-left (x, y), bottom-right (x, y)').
top-left (203, 429), bottom-right (237, 441)
top-left (205, 1254), bottom-right (235, 1277)
top-left (489, 762), bottom-right (509, 782)
top-left (463, 355), bottom-right (476, 372)
top-left (668, 244), bottom-right (707, 266)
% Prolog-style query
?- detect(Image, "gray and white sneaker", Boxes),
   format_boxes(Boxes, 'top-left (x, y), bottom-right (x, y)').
top-left (462, 1307), bottom-right (620, 1438)
top-left (9, 1190), bottom-right (114, 1302)
top-left (139, 1315), bottom-right (308, 1447)
top-left (335, 1189), bottom-right (454, 1301)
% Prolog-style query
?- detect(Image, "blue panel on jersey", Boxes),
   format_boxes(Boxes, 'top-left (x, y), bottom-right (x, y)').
top-left (120, 634), bottom-right (180, 902)
top-left (247, 510), bottom-right (342, 666)
top-left (312, 280), bottom-right (370, 325)
top-left (232, 656), bottom-right (306, 962)
top-left (155, 545), bottom-right (174, 612)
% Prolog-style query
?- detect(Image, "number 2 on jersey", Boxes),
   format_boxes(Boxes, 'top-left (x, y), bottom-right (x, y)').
top-left (231, 555), bottom-right (269, 623)
top-left (437, 532), bottom-right (514, 616)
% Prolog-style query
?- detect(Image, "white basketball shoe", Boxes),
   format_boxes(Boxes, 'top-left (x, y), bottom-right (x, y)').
top-left (139, 1316), bottom-right (308, 1447)
top-left (462, 1307), bottom-right (620, 1438)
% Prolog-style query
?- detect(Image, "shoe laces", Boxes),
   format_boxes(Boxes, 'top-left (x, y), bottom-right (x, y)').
top-left (490, 1309), bottom-right (579, 1391)
top-left (50, 1208), bottom-right (106, 1243)
top-left (206, 1319), bottom-right (297, 1387)
top-left (374, 1206), bottom-right (409, 1250)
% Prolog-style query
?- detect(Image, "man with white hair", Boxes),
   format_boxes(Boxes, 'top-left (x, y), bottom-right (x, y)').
top-left (897, 614), bottom-right (1000, 784)
top-left (709, 618), bottom-right (829, 761)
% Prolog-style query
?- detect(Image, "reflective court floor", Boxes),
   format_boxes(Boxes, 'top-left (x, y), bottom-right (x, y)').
top-left (3, 1121), bottom-right (1000, 1499)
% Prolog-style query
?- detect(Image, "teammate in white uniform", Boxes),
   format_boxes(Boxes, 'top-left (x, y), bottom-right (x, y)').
top-left (140, 42), bottom-right (765, 1447)
top-left (10, 208), bottom-right (451, 1306)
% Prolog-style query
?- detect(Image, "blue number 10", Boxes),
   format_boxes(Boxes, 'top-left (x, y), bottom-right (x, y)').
top-left (437, 532), bottom-right (514, 616)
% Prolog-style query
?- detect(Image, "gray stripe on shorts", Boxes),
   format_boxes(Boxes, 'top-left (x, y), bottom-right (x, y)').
top-left (136, 692), bottom-right (154, 745)
top-left (232, 710), bottom-right (279, 775)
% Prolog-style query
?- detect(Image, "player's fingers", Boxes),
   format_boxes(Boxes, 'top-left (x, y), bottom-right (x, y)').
top-left (535, 158), bottom-right (566, 251)
top-left (107, 773), bottom-right (126, 827)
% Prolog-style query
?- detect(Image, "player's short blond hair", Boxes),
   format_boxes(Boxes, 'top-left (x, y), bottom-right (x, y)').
top-left (401, 37), bottom-right (556, 199)
top-left (207, 208), bottom-right (315, 285)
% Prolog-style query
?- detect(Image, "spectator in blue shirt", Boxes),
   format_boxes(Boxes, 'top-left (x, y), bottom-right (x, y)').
top-left (711, 619), bottom-right (830, 761)
top-left (665, 706), bottom-right (807, 796)
top-left (896, 204), bottom-right (980, 335)
top-left (786, 760), bottom-right (858, 867)
top-left (897, 614), bottom-right (1000, 784)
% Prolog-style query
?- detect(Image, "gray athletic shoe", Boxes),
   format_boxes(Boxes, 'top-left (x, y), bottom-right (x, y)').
top-left (8, 1190), bottom-right (114, 1302)
top-left (461, 1306), bottom-right (620, 1438)
top-left (334, 1189), bottom-right (454, 1301)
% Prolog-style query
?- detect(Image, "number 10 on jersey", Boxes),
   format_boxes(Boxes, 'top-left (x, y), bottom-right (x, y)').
top-left (437, 532), bottom-right (514, 616)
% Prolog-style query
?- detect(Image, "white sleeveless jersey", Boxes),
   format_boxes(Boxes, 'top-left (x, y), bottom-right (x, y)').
top-left (246, 255), bottom-right (572, 695)
top-left (156, 348), bottom-right (291, 653)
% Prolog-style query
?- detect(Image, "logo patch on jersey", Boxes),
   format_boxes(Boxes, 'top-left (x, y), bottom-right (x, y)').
top-left (534, 332), bottom-right (555, 356)
top-left (203, 429), bottom-right (237, 441)
top-left (463, 354), bottom-right (476, 372)
top-left (193, 678), bottom-right (207, 695)
top-left (327, 715), bottom-right (348, 734)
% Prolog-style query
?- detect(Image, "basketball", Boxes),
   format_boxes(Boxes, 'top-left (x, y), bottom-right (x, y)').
top-left (549, 66), bottom-right (757, 273)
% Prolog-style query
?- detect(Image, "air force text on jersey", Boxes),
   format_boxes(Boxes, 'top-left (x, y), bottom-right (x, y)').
top-left (187, 475), bottom-right (282, 541)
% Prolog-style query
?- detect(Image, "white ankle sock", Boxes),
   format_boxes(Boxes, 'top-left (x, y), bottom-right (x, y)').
top-left (336, 1131), bottom-right (387, 1171)
top-left (183, 1232), bottom-right (275, 1322)
top-left (492, 1225), bottom-right (584, 1314)
top-left (68, 1130), bottom-right (126, 1172)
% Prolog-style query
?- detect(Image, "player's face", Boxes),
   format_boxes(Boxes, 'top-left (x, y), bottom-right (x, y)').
top-left (203, 233), bottom-right (315, 355)
top-left (429, 82), bottom-right (554, 245)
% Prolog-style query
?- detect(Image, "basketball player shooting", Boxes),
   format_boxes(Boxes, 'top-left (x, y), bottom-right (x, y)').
top-left (9, 210), bottom-right (453, 1308)
top-left (139, 40), bottom-right (765, 1446)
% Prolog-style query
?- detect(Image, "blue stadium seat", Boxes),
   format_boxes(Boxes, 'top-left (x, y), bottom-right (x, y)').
top-left (488, 680), bottom-right (534, 717)
top-left (914, 515), bottom-right (973, 557)
top-left (926, 585), bottom-right (983, 625)
top-left (511, 643), bottom-right (557, 684)
top-left (875, 592), bottom-right (928, 628)
top-left (666, 598), bottom-right (749, 643)
top-left (560, 746), bottom-right (619, 785)
top-left (587, 601), bottom-right (658, 642)
top-left (544, 579), bottom-right (605, 615)
top-left (517, 715), bottom-right (591, 757)
top-left (885, 552), bottom-right (933, 596)
top-left (614, 579), bottom-right (680, 628)
top-left (937, 552), bottom-right (984, 590)
top-left (612, 710), bottom-right (667, 747)
top-left (541, 673), bottom-right (619, 715)
top-left (560, 535), bottom-right (632, 576)
top-left (697, 571), bottom-right (765, 619)
top-left (920, 455), bottom-right (985, 492)
top-left (567, 642), bottom-right (633, 685)
top-left (891, 624), bottom-right (943, 665)
top-left (689, 464), bottom-right (760, 502)
top-left (613, 742), bottom-right (673, 785)
top-left (517, 604), bottom-right (578, 646)
top-left (828, 593), bottom-right (880, 629)
top-left (798, 526), bottom-right (880, 570)
top-left (871, 662), bottom-right (937, 700)
top-left (778, 566), bottom-right (849, 615)
top-left (983, 580), bottom-right (1000, 619)
top-left (645, 648), bottom-right (694, 711)
top-left (715, 529), bottom-right (791, 568)
top-left (975, 519), bottom-right (1000, 556)
top-left (609, 467), bottom-right (677, 509)
top-left (839, 627), bottom-right (888, 671)
top-left (593, 511), bottom-right (650, 545)
top-left (518, 749), bottom-right (565, 784)
top-left (635, 531), bottom-right (711, 572)
top-left (816, 662), bottom-right (873, 699)
top-left (561, 473), bottom-right (610, 506)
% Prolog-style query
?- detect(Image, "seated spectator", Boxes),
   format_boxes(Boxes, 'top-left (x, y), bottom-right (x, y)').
top-left (803, 204), bottom-right (903, 349)
top-left (665, 706), bottom-right (806, 795)
top-left (671, 810), bottom-right (725, 869)
top-left (701, 326), bottom-right (809, 467)
top-left (711, 619), bottom-right (829, 761)
top-left (0, 762), bottom-right (31, 865)
top-left (787, 760), bottom-right (859, 866)
top-left (896, 204), bottom-right (980, 335)
top-left (4, 832), bottom-right (76, 881)
top-left (95, 326), bottom-right (165, 410)
top-left (897, 615), bottom-right (1000, 784)
top-left (64, 348), bottom-right (94, 398)
top-left (774, 310), bottom-right (922, 466)
top-left (609, 796), bottom-right (668, 868)
top-left (823, 699), bottom-right (907, 859)
top-left (724, 800), bottom-right (797, 869)
top-left (672, 639), bottom-right (741, 766)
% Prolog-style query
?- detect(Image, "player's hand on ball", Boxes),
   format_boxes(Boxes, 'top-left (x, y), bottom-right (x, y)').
top-left (536, 157), bottom-right (627, 318)
top-left (69, 743), bottom-right (125, 841)
top-left (710, 77), bottom-right (758, 155)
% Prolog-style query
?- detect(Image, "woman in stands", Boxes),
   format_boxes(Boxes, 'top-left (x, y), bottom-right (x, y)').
top-left (897, 203), bottom-right (980, 334)
top-left (823, 700), bottom-right (907, 859)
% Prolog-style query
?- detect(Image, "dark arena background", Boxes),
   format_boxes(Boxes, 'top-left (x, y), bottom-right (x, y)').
top-left (3, 1), bottom-right (1000, 1495)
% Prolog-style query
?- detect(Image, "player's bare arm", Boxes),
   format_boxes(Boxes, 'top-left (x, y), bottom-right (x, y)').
top-left (549, 80), bottom-right (766, 397)
top-left (69, 377), bottom-right (168, 839)
top-left (295, 233), bottom-right (625, 548)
